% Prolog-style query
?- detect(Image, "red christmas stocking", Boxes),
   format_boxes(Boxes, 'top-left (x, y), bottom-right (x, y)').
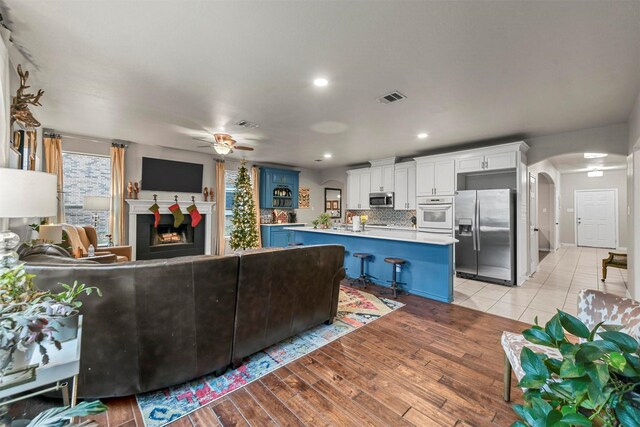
top-left (148, 203), bottom-right (160, 228)
top-left (168, 203), bottom-right (185, 228)
top-left (187, 204), bottom-right (202, 227)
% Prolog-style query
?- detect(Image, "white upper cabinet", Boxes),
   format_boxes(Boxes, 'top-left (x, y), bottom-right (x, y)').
top-left (394, 162), bottom-right (416, 210)
top-left (416, 161), bottom-right (435, 196)
top-left (415, 158), bottom-right (455, 196)
top-left (456, 155), bottom-right (486, 174)
top-left (456, 151), bottom-right (517, 173)
top-left (485, 152), bottom-right (517, 170)
top-left (346, 168), bottom-right (371, 210)
top-left (369, 159), bottom-right (395, 192)
top-left (434, 160), bottom-right (455, 195)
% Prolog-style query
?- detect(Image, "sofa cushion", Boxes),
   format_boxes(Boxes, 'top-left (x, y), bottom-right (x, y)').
top-left (232, 245), bottom-right (345, 364)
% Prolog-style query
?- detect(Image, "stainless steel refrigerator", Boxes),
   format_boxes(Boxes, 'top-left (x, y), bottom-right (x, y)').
top-left (455, 189), bottom-right (516, 286)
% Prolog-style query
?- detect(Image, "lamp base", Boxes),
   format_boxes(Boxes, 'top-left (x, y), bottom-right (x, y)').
top-left (0, 230), bottom-right (20, 269)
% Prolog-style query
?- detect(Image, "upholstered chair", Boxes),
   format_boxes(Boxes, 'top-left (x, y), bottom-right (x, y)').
top-left (60, 224), bottom-right (131, 262)
top-left (502, 289), bottom-right (640, 401)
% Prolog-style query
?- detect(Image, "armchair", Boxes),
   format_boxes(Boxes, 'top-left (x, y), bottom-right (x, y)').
top-left (502, 289), bottom-right (640, 402)
top-left (60, 224), bottom-right (131, 262)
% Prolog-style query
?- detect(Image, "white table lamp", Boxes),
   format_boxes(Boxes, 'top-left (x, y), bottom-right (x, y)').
top-left (83, 195), bottom-right (110, 229)
top-left (0, 168), bottom-right (58, 267)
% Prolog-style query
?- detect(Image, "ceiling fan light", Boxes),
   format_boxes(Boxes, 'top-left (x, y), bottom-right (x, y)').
top-left (587, 169), bottom-right (603, 178)
top-left (214, 144), bottom-right (231, 155)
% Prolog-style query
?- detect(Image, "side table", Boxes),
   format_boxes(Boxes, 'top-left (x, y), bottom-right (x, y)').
top-left (0, 316), bottom-right (83, 408)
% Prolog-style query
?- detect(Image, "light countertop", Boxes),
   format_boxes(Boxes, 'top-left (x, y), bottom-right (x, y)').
top-left (285, 226), bottom-right (457, 246)
top-left (366, 224), bottom-right (416, 231)
top-left (260, 223), bottom-right (306, 227)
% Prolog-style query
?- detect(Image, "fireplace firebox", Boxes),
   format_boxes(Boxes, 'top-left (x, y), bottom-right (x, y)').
top-left (136, 213), bottom-right (205, 260)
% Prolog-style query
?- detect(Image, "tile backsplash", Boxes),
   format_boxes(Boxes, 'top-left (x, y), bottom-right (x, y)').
top-left (348, 209), bottom-right (416, 227)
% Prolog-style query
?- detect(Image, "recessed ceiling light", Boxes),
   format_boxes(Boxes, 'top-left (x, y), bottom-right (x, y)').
top-left (313, 78), bottom-right (329, 87)
top-left (324, 153), bottom-right (332, 159)
top-left (584, 153), bottom-right (608, 159)
top-left (587, 169), bottom-right (604, 178)
top-left (417, 133), bottom-right (428, 139)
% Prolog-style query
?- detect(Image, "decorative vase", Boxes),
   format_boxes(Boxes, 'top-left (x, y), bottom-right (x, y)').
top-left (50, 312), bottom-right (79, 342)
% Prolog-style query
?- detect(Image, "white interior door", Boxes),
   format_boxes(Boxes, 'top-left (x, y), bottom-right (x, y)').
top-left (529, 174), bottom-right (538, 274)
top-left (576, 190), bottom-right (617, 248)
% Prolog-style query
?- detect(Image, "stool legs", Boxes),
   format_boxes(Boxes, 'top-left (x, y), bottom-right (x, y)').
top-left (352, 257), bottom-right (370, 288)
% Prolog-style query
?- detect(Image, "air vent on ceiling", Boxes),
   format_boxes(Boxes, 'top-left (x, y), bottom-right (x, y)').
top-left (377, 91), bottom-right (407, 104)
top-left (235, 120), bottom-right (259, 129)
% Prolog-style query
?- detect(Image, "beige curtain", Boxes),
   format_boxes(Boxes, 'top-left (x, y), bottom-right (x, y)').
top-left (109, 144), bottom-right (126, 245)
top-left (43, 134), bottom-right (65, 222)
top-left (251, 166), bottom-right (262, 248)
top-left (214, 160), bottom-right (226, 255)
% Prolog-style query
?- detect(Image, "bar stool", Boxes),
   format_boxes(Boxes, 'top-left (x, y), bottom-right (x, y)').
top-left (351, 253), bottom-right (373, 288)
top-left (288, 242), bottom-right (304, 246)
top-left (383, 257), bottom-right (407, 299)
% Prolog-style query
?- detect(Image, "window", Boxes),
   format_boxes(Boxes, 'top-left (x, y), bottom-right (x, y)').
top-left (62, 152), bottom-right (111, 245)
top-left (224, 170), bottom-right (237, 237)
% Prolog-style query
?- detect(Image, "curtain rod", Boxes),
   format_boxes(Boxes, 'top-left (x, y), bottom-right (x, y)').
top-left (43, 130), bottom-right (129, 147)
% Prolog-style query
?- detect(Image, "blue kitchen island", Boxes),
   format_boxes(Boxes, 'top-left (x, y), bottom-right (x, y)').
top-left (285, 226), bottom-right (457, 303)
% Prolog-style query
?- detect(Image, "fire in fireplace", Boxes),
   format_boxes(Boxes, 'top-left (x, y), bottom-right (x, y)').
top-left (136, 213), bottom-right (205, 260)
top-left (151, 223), bottom-right (194, 247)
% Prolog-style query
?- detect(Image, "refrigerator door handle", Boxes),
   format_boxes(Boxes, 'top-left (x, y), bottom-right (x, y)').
top-left (476, 198), bottom-right (481, 251)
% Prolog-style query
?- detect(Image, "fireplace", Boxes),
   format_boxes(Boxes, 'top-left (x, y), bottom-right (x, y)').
top-left (136, 213), bottom-right (205, 260)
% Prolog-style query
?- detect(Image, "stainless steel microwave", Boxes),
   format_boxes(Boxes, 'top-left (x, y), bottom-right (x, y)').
top-left (369, 192), bottom-right (394, 208)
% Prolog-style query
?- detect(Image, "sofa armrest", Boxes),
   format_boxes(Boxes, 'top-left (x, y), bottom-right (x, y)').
top-left (99, 245), bottom-right (132, 261)
top-left (578, 289), bottom-right (640, 338)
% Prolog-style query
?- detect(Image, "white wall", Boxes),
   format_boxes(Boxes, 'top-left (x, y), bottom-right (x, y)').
top-left (559, 169), bottom-right (627, 248)
top-left (527, 123), bottom-right (629, 165)
top-left (627, 91), bottom-right (640, 299)
top-left (0, 28), bottom-right (10, 169)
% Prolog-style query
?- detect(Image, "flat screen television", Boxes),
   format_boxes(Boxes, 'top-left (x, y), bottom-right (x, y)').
top-left (141, 157), bottom-right (203, 193)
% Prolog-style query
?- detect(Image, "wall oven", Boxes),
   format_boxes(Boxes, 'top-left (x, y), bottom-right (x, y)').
top-left (417, 196), bottom-right (454, 233)
top-left (369, 192), bottom-right (394, 208)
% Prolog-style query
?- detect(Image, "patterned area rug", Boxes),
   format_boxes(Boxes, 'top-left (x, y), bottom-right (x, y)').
top-left (136, 285), bottom-right (404, 427)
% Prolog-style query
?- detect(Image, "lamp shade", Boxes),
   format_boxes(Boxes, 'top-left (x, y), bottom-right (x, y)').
top-left (0, 168), bottom-right (57, 218)
top-left (38, 224), bottom-right (63, 243)
top-left (83, 195), bottom-right (110, 211)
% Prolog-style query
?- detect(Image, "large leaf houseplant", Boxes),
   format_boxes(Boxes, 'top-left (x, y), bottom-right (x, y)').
top-left (513, 310), bottom-right (640, 426)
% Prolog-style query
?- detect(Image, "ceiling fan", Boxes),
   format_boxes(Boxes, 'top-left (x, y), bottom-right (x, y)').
top-left (193, 133), bottom-right (254, 155)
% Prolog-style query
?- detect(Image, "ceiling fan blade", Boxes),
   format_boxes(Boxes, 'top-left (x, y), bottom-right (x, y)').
top-left (235, 146), bottom-right (254, 151)
top-left (197, 145), bottom-right (213, 148)
top-left (192, 136), bottom-right (212, 143)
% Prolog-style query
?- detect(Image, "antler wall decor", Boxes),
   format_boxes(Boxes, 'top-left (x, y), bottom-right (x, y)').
top-left (10, 64), bottom-right (45, 128)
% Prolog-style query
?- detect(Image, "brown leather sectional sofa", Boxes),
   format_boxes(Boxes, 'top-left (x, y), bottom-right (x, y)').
top-left (23, 244), bottom-right (345, 398)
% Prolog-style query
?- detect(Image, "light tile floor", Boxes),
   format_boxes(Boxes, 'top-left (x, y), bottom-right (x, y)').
top-left (453, 246), bottom-right (630, 324)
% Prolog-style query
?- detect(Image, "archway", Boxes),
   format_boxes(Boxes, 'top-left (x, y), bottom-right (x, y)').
top-left (537, 172), bottom-right (556, 261)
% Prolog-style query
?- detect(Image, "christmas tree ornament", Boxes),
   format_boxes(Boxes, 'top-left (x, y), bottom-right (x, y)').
top-left (168, 199), bottom-right (184, 228)
top-left (229, 160), bottom-right (259, 250)
top-left (187, 197), bottom-right (202, 227)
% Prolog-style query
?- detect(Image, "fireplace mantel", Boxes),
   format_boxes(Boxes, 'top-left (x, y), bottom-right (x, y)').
top-left (126, 199), bottom-right (215, 260)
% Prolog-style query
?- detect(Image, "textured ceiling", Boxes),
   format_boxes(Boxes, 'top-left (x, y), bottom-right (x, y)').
top-left (2, 0), bottom-right (640, 168)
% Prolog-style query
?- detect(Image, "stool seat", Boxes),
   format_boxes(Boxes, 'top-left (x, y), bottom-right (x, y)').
top-left (384, 257), bottom-right (406, 265)
top-left (354, 253), bottom-right (372, 259)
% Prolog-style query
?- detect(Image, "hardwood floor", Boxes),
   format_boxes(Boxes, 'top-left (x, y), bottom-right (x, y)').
top-left (81, 282), bottom-right (526, 426)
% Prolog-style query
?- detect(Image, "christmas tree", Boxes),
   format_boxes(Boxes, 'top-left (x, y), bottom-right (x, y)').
top-left (229, 161), bottom-right (259, 250)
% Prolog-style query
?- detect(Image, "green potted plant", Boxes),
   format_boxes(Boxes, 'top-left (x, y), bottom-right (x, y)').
top-left (315, 213), bottom-right (332, 229)
top-left (0, 264), bottom-right (101, 373)
top-left (513, 310), bottom-right (640, 426)
top-left (45, 281), bottom-right (102, 342)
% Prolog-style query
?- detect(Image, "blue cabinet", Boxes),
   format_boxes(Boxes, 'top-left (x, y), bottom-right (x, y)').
top-left (259, 167), bottom-right (300, 209)
top-left (261, 224), bottom-right (305, 247)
